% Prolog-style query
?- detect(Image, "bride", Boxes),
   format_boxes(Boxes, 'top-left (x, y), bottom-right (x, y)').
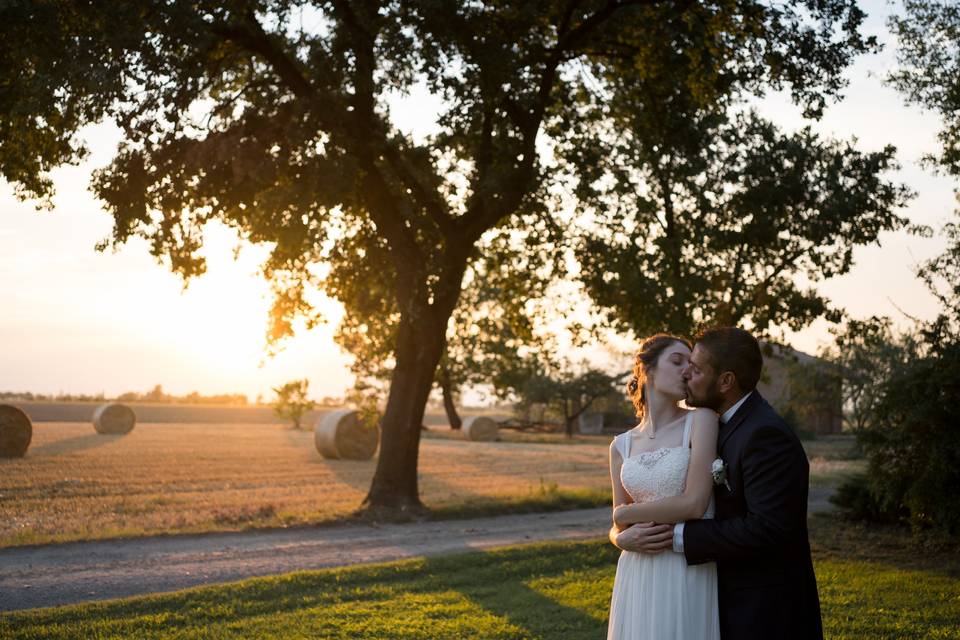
top-left (607, 334), bottom-right (720, 639)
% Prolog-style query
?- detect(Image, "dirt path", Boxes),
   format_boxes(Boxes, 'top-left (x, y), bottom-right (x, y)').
top-left (0, 489), bottom-right (836, 613)
top-left (0, 507), bottom-right (611, 612)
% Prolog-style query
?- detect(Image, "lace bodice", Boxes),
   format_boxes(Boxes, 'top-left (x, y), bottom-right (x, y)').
top-left (621, 444), bottom-right (692, 503)
top-left (616, 413), bottom-right (715, 517)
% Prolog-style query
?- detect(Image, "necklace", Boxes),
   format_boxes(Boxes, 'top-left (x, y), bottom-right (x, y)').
top-left (646, 413), bottom-right (683, 440)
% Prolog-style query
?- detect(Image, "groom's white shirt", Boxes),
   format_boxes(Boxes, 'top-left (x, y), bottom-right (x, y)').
top-left (672, 390), bottom-right (753, 553)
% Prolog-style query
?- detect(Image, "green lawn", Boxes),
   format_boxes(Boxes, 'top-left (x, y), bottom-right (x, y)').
top-left (2, 517), bottom-right (958, 639)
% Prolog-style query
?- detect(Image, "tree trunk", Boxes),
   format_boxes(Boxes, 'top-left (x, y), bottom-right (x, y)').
top-left (363, 307), bottom-right (447, 512)
top-left (439, 361), bottom-right (463, 430)
top-left (565, 395), bottom-right (582, 438)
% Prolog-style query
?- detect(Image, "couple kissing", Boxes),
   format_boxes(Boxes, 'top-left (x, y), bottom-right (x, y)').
top-left (607, 327), bottom-right (821, 640)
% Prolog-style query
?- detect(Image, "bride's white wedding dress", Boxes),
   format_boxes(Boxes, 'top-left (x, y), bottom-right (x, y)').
top-left (607, 412), bottom-right (720, 639)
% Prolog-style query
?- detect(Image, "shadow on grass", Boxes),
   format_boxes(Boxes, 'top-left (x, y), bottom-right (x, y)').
top-left (421, 427), bottom-right (612, 446)
top-left (809, 513), bottom-right (960, 579)
top-left (0, 539), bottom-right (618, 639)
top-left (27, 433), bottom-right (122, 457)
top-left (420, 547), bottom-right (609, 638)
top-left (321, 457), bottom-right (378, 494)
top-left (284, 423), bottom-right (376, 494)
top-left (323, 466), bottom-right (610, 526)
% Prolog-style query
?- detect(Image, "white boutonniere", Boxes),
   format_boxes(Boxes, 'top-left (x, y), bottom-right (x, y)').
top-left (711, 458), bottom-right (731, 491)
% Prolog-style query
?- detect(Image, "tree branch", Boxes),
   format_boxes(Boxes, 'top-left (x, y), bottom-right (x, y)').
top-left (380, 143), bottom-right (455, 237)
top-left (730, 247), bottom-right (806, 322)
top-left (462, 0), bottom-right (670, 241)
top-left (208, 11), bottom-right (315, 100)
top-left (331, 0), bottom-right (433, 302)
top-left (555, 0), bottom-right (656, 54)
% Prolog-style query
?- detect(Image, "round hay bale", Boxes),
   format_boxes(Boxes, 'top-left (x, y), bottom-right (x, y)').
top-left (92, 403), bottom-right (136, 435)
top-left (0, 405), bottom-right (32, 458)
top-left (314, 410), bottom-right (379, 460)
top-left (463, 416), bottom-right (499, 442)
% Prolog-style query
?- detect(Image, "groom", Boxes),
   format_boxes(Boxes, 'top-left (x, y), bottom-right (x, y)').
top-left (613, 327), bottom-right (823, 640)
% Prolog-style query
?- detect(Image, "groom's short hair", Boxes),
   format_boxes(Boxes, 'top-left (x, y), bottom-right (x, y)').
top-left (694, 327), bottom-right (763, 391)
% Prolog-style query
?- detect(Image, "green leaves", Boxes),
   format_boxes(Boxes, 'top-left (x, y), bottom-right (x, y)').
top-left (569, 108), bottom-right (911, 338)
top-left (0, 1), bottom-right (143, 204)
top-left (888, 0), bottom-right (960, 177)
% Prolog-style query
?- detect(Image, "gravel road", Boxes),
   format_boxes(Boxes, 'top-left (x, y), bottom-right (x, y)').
top-left (0, 488), bottom-right (836, 613)
top-left (0, 507), bottom-right (611, 612)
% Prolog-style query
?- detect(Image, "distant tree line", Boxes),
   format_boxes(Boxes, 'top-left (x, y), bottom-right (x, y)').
top-left (0, 385), bottom-right (248, 405)
top-left (0, 391), bottom-right (112, 403)
top-left (0, 384), bottom-right (350, 407)
top-left (115, 385), bottom-right (250, 405)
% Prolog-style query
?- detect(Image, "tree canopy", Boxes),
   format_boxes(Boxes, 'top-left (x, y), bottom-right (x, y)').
top-left (888, 0), bottom-right (960, 177)
top-left (560, 96), bottom-right (911, 337)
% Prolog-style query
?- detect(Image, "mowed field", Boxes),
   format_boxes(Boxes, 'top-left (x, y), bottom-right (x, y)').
top-left (1, 422), bottom-right (612, 548)
top-left (2, 423), bottom-right (861, 548)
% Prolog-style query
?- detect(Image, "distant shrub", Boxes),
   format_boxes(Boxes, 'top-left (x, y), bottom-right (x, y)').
top-left (272, 379), bottom-right (316, 429)
top-left (830, 474), bottom-right (906, 524)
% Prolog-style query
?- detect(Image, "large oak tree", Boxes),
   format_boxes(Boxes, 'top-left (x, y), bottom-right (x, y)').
top-left (2, 0), bottom-right (881, 511)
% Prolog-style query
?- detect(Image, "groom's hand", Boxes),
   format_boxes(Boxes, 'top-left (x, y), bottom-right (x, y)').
top-left (614, 522), bottom-right (674, 554)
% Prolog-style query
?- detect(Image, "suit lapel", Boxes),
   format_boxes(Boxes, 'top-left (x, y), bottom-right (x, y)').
top-left (718, 391), bottom-right (763, 450)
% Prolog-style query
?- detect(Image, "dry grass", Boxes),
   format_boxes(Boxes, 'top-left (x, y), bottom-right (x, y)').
top-left (422, 428), bottom-right (611, 445)
top-left (805, 435), bottom-right (865, 487)
top-left (802, 435), bottom-right (862, 460)
top-left (1, 423), bottom-right (612, 548)
top-left (1, 424), bottom-right (861, 548)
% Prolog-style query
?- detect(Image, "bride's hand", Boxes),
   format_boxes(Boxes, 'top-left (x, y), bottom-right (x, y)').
top-left (613, 519), bottom-right (652, 535)
top-left (615, 521), bottom-right (673, 554)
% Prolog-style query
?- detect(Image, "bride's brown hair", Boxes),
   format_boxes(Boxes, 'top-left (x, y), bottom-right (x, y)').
top-left (628, 333), bottom-right (692, 420)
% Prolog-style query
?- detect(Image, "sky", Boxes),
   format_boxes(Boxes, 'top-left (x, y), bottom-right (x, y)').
top-left (0, 0), bottom-right (956, 402)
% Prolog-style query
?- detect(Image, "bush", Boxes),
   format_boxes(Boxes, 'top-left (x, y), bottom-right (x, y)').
top-left (855, 335), bottom-right (960, 534)
top-left (830, 474), bottom-right (906, 524)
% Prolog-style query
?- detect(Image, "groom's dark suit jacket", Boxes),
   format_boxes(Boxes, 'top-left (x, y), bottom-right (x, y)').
top-left (684, 391), bottom-right (823, 640)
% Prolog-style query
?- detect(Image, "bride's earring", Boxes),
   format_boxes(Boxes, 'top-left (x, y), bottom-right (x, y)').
top-left (643, 384), bottom-right (655, 439)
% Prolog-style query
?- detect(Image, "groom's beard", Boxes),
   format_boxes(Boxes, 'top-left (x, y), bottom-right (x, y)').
top-left (685, 380), bottom-right (724, 411)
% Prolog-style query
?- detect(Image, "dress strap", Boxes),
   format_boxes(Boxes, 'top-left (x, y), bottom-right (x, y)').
top-left (618, 430), bottom-right (632, 458)
top-left (682, 412), bottom-right (694, 449)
